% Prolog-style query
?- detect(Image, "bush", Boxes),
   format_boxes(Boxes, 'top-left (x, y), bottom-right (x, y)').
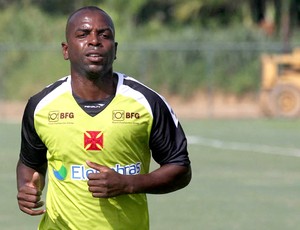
top-left (0, 4), bottom-right (287, 100)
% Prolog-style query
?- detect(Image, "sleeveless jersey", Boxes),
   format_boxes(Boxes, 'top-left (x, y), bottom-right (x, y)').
top-left (20, 72), bottom-right (190, 230)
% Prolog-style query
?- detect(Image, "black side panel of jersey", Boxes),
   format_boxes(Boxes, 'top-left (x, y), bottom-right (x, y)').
top-left (123, 77), bottom-right (190, 166)
top-left (20, 77), bottom-right (68, 172)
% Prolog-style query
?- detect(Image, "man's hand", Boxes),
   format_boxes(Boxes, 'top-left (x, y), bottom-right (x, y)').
top-left (17, 171), bottom-right (45, 216)
top-left (86, 160), bottom-right (191, 197)
top-left (86, 160), bottom-right (131, 198)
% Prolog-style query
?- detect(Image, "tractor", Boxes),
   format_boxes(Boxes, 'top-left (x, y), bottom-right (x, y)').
top-left (260, 48), bottom-right (300, 118)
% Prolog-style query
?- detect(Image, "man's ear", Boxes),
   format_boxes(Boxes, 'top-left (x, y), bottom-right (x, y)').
top-left (61, 42), bottom-right (69, 60)
top-left (114, 42), bottom-right (118, 60)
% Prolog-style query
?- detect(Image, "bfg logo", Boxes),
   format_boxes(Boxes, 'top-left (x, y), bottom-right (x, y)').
top-left (112, 110), bottom-right (125, 121)
top-left (112, 110), bottom-right (140, 121)
top-left (48, 111), bottom-right (74, 122)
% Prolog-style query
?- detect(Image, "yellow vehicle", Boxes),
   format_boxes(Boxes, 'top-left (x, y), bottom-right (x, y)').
top-left (260, 48), bottom-right (300, 117)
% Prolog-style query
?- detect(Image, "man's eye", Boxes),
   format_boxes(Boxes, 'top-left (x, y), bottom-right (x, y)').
top-left (100, 33), bottom-right (111, 39)
top-left (77, 33), bottom-right (86, 38)
top-left (76, 32), bottom-right (87, 38)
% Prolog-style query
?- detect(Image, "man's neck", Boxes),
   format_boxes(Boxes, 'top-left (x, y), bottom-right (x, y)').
top-left (71, 72), bottom-right (117, 101)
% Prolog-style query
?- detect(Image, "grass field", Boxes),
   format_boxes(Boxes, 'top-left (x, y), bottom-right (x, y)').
top-left (1, 119), bottom-right (300, 230)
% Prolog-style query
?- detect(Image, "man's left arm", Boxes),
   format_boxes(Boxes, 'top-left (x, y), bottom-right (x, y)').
top-left (86, 161), bottom-right (191, 198)
top-left (87, 94), bottom-right (191, 197)
top-left (126, 163), bottom-right (192, 194)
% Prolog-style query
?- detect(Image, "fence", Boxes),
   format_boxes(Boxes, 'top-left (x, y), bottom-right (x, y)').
top-left (0, 42), bottom-right (298, 119)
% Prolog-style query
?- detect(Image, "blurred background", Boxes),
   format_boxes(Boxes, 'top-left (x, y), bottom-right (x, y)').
top-left (2, 1), bottom-right (300, 230)
top-left (2, 0), bottom-right (300, 120)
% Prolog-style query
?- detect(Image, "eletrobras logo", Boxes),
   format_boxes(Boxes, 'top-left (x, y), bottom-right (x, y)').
top-left (53, 165), bottom-right (67, 180)
top-left (53, 162), bottom-right (141, 181)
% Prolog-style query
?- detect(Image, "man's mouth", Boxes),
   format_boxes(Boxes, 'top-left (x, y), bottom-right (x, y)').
top-left (86, 53), bottom-right (103, 62)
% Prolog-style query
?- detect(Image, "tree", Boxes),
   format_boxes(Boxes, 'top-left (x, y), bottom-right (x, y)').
top-left (249, 0), bottom-right (300, 49)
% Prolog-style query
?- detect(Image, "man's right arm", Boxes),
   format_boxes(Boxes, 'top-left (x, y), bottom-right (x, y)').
top-left (16, 160), bottom-right (47, 216)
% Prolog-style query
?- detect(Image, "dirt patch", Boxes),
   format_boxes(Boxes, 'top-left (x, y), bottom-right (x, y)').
top-left (166, 92), bottom-right (262, 119)
top-left (0, 101), bottom-right (26, 122)
top-left (0, 93), bottom-right (262, 122)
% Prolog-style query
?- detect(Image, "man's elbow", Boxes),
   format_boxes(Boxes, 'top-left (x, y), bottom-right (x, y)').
top-left (180, 165), bottom-right (192, 189)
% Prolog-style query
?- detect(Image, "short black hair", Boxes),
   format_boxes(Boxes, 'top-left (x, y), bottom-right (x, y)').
top-left (65, 6), bottom-right (115, 40)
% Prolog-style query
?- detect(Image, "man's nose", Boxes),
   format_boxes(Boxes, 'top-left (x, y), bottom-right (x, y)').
top-left (89, 33), bottom-right (101, 46)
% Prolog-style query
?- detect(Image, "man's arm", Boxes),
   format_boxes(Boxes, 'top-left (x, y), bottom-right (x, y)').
top-left (129, 164), bottom-right (192, 194)
top-left (16, 160), bottom-right (47, 216)
top-left (86, 161), bottom-right (191, 198)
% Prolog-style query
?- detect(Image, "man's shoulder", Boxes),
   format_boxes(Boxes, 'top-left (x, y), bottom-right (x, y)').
top-left (27, 76), bottom-right (70, 109)
top-left (121, 74), bottom-right (161, 99)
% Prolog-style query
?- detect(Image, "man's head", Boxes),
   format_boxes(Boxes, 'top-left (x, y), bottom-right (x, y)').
top-left (62, 6), bottom-right (118, 78)
top-left (65, 6), bottom-right (115, 42)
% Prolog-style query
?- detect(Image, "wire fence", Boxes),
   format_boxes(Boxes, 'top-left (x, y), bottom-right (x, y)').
top-left (0, 42), bottom-right (299, 119)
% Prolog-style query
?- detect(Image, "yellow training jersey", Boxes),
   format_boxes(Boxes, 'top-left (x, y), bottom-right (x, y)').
top-left (20, 72), bottom-right (190, 230)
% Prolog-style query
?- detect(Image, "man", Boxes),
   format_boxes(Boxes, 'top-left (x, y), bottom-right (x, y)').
top-left (16, 6), bottom-right (191, 230)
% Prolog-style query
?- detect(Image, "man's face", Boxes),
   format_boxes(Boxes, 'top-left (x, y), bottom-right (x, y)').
top-left (62, 10), bottom-right (117, 78)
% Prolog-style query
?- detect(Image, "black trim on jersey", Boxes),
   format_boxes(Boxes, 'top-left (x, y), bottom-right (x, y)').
top-left (123, 76), bottom-right (190, 167)
top-left (20, 77), bottom-right (68, 172)
top-left (73, 92), bottom-right (114, 117)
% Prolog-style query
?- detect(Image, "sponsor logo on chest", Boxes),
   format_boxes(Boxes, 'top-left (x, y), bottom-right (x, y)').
top-left (48, 111), bottom-right (75, 124)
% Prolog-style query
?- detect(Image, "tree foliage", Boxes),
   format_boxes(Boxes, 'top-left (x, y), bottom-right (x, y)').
top-left (0, 0), bottom-right (299, 39)
top-left (1, 0), bottom-right (300, 99)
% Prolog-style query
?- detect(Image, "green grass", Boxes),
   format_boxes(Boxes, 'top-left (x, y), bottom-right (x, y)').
top-left (2, 119), bottom-right (300, 229)
top-left (0, 122), bottom-right (41, 229)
